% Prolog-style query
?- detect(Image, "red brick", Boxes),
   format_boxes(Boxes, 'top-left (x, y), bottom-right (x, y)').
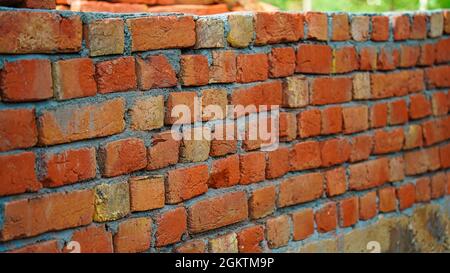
top-left (210, 122), bottom-right (238, 156)
top-left (339, 197), bottom-right (359, 227)
top-left (180, 55), bottom-right (209, 86)
top-left (266, 147), bottom-right (289, 179)
top-left (279, 112), bottom-right (297, 141)
top-left (393, 15), bottom-right (411, 40)
top-left (359, 46), bottom-right (378, 70)
top-left (0, 11), bottom-right (82, 53)
top-left (100, 138), bottom-right (146, 177)
top-left (332, 13), bottom-right (350, 41)
top-left (237, 225), bottom-right (264, 253)
top-left (236, 53), bottom-right (269, 83)
top-left (0, 189), bottom-right (94, 241)
top-left (373, 128), bottom-right (404, 154)
top-left (187, 191), bottom-right (248, 233)
top-left (136, 55), bottom-right (177, 90)
top-left (0, 151), bottom-right (40, 196)
top-left (415, 177), bottom-right (431, 202)
top-left (397, 183), bottom-right (416, 210)
top-left (95, 57), bottom-right (136, 94)
top-left (445, 10), bottom-right (450, 34)
top-left (419, 43), bottom-right (436, 66)
top-left (127, 16), bottom-right (195, 51)
top-left (0, 59), bottom-right (52, 101)
top-left (69, 225), bottom-right (113, 253)
top-left (240, 152), bottom-right (266, 185)
top-left (436, 38), bottom-right (450, 64)
top-left (404, 124), bottom-right (423, 150)
top-left (370, 103), bottom-right (388, 128)
top-left (147, 131), bottom-right (180, 170)
top-left (53, 58), bottom-right (97, 100)
top-left (249, 185), bottom-right (276, 219)
top-left (405, 147), bottom-right (440, 175)
top-left (333, 46), bottom-right (359, 73)
top-left (350, 134), bottom-right (373, 162)
top-left (292, 208), bottom-right (314, 241)
top-left (114, 217), bottom-right (152, 253)
top-left (400, 45), bottom-right (420, 67)
top-left (306, 12), bottom-right (328, 41)
top-left (21, 0), bottom-right (56, 9)
top-left (440, 143), bottom-right (450, 168)
top-left (38, 98), bottom-right (125, 146)
top-left (165, 91), bottom-right (199, 124)
top-left (321, 106), bottom-right (343, 135)
top-left (422, 118), bottom-right (448, 146)
top-left (426, 65), bottom-right (450, 88)
top-left (377, 47), bottom-right (399, 71)
top-left (231, 81), bottom-right (282, 117)
top-left (266, 215), bottom-right (290, 248)
top-left (371, 70), bottom-right (424, 98)
top-left (75, 1), bottom-right (150, 12)
top-left (349, 158), bottom-right (390, 190)
top-left (324, 167), bottom-right (346, 197)
top-left (209, 155), bottom-right (240, 188)
top-left (297, 109), bottom-right (321, 138)
top-left (311, 77), bottom-right (352, 105)
top-left (209, 50), bottom-right (237, 83)
top-left (166, 164), bottom-right (209, 204)
top-left (431, 172), bottom-right (447, 199)
top-left (315, 202), bottom-right (337, 233)
top-left (320, 138), bottom-right (351, 167)
top-left (174, 240), bottom-right (206, 253)
top-left (129, 175), bottom-right (165, 212)
top-left (409, 94), bottom-right (431, 120)
top-left (9, 240), bottom-right (60, 253)
top-left (296, 44), bottom-right (333, 74)
top-left (278, 172), bottom-right (323, 207)
top-left (342, 105), bottom-right (369, 134)
top-left (371, 16), bottom-right (390, 41)
top-left (254, 12), bottom-right (304, 45)
top-left (431, 92), bottom-right (449, 116)
top-left (410, 14), bottom-right (427, 39)
top-left (156, 207), bottom-right (187, 247)
top-left (379, 187), bottom-right (397, 212)
top-left (388, 99), bottom-right (408, 125)
top-left (42, 147), bottom-right (96, 188)
top-left (289, 141), bottom-right (322, 171)
top-left (269, 47), bottom-right (296, 78)
top-left (389, 156), bottom-right (405, 182)
top-left (359, 191), bottom-right (377, 220)
top-left (0, 108), bottom-right (38, 152)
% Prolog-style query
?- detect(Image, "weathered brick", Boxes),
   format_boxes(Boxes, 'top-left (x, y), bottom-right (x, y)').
top-left (147, 131), bottom-right (180, 170)
top-left (352, 73), bottom-right (371, 100)
top-left (130, 96), bottom-right (164, 131)
top-left (400, 45), bottom-right (420, 68)
top-left (210, 122), bottom-right (238, 156)
top-left (416, 177), bottom-right (431, 202)
top-left (209, 233), bottom-right (238, 253)
top-left (255, 12), bottom-right (304, 45)
top-left (155, 207), bottom-right (187, 247)
top-left (166, 164), bottom-right (209, 204)
top-left (94, 182), bottom-right (130, 222)
top-left (297, 109), bottom-right (321, 138)
top-left (100, 138), bottom-right (147, 177)
top-left (350, 134), bottom-right (373, 162)
top-left (9, 240), bottom-right (60, 253)
top-left (404, 147), bottom-right (440, 175)
top-left (127, 16), bottom-right (195, 51)
top-left (351, 15), bottom-right (370, 41)
top-left (174, 240), bottom-right (206, 253)
top-left (342, 105), bottom-right (369, 134)
top-left (200, 90), bottom-right (228, 121)
top-left (393, 15), bottom-right (411, 41)
top-left (0, 108), bottom-right (38, 152)
top-left (187, 191), bottom-right (248, 233)
top-left (0, 189), bottom-right (94, 241)
top-left (349, 158), bottom-right (389, 190)
top-left (410, 14), bottom-right (427, 39)
top-left (296, 44), bottom-right (332, 74)
top-left (114, 217), bottom-right (152, 253)
top-left (278, 172), bottom-right (323, 207)
top-left (266, 215), bottom-right (290, 248)
top-left (136, 55), bottom-right (177, 90)
top-left (165, 91), bottom-right (199, 125)
top-left (52, 58), bottom-right (97, 100)
top-left (180, 55), bottom-right (209, 86)
top-left (69, 225), bottom-right (113, 253)
top-left (227, 14), bottom-right (254, 48)
top-left (0, 151), bottom-right (40, 196)
top-left (429, 12), bottom-right (444, 38)
top-left (236, 53), bottom-right (269, 83)
top-left (290, 141), bottom-right (322, 171)
top-left (269, 47), bottom-right (296, 78)
top-left (195, 17), bottom-right (225, 49)
top-left (0, 11), bottom-right (82, 53)
top-left (332, 13), bottom-right (350, 41)
top-left (209, 50), bottom-right (237, 83)
top-left (388, 156), bottom-right (405, 182)
top-left (431, 92), bottom-right (449, 116)
top-left (129, 175), bottom-right (165, 212)
top-left (282, 75), bottom-right (309, 108)
top-left (292, 208), bottom-right (314, 241)
top-left (180, 127), bottom-right (211, 163)
top-left (306, 12), bottom-right (328, 41)
top-left (209, 155), bottom-right (240, 188)
top-left (359, 46), bottom-right (377, 71)
top-left (249, 185), bottom-right (276, 219)
top-left (85, 18), bottom-right (124, 56)
top-left (333, 46), bottom-right (359, 73)
top-left (311, 77), bottom-right (352, 105)
top-left (377, 47), bottom-right (399, 71)
top-left (315, 202), bottom-right (337, 233)
top-left (404, 124), bottom-right (423, 150)
top-left (95, 57), bottom-right (136, 94)
top-left (42, 147), bottom-right (96, 188)
top-left (0, 59), bottom-right (52, 102)
top-left (237, 225), bottom-right (264, 253)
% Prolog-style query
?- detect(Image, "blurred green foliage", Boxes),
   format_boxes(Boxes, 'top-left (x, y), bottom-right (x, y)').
top-left (262, 0), bottom-right (450, 11)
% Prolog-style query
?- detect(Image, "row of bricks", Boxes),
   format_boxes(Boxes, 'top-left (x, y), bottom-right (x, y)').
top-left (1, 38), bottom-right (449, 102)
top-left (1, 10), bottom-right (450, 54)
top-left (2, 168), bottom-right (449, 252)
top-left (1, 71), bottom-right (449, 151)
top-left (1, 96), bottom-right (449, 195)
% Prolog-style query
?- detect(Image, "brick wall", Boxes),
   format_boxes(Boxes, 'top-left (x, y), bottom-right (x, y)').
top-left (0, 7), bottom-right (449, 253)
